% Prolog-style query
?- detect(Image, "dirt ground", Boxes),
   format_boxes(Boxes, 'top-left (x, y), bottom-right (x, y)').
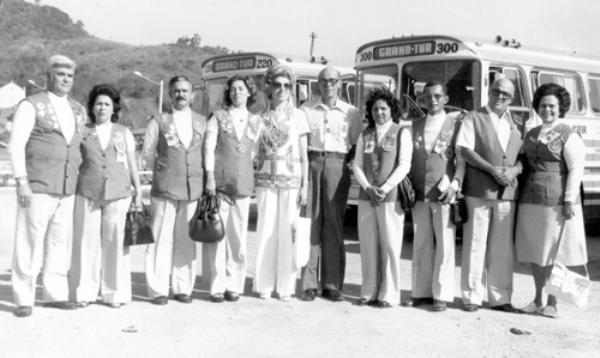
top-left (0, 187), bottom-right (598, 358)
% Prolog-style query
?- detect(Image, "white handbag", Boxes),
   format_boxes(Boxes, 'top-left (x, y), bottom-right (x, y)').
top-left (544, 220), bottom-right (591, 308)
top-left (292, 216), bottom-right (311, 269)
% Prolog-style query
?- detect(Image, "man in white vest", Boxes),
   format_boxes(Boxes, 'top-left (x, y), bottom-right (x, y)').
top-left (10, 55), bottom-right (85, 317)
top-left (456, 78), bottom-right (524, 313)
top-left (143, 76), bottom-right (206, 305)
top-left (407, 81), bottom-right (464, 311)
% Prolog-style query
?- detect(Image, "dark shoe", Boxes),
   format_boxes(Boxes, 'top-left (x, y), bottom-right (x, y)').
top-left (322, 289), bottom-right (343, 302)
top-left (377, 301), bottom-right (392, 308)
top-left (14, 306), bottom-right (32, 317)
top-left (151, 296), bottom-right (168, 305)
top-left (211, 293), bottom-right (224, 303)
top-left (302, 289), bottom-right (317, 301)
top-left (490, 304), bottom-right (524, 314)
top-left (356, 298), bottom-right (369, 306)
top-left (43, 301), bottom-right (77, 310)
top-left (174, 294), bottom-right (192, 303)
top-left (224, 291), bottom-right (239, 302)
top-left (367, 300), bottom-right (380, 307)
top-left (430, 299), bottom-right (447, 312)
top-left (463, 303), bottom-right (479, 312)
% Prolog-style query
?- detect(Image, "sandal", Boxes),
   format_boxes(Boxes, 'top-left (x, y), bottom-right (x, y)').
top-left (541, 305), bottom-right (558, 319)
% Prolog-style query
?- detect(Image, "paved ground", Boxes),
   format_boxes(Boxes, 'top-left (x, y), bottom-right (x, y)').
top-left (0, 187), bottom-right (599, 357)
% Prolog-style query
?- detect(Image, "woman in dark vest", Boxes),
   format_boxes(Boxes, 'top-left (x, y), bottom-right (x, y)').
top-left (352, 88), bottom-right (412, 308)
top-left (515, 83), bottom-right (588, 318)
top-left (204, 75), bottom-right (261, 302)
top-left (72, 84), bottom-right (143, 308)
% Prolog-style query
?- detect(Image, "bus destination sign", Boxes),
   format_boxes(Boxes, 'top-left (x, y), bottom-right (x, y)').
top-left (212, 57), bottom-right (256, 73)
top-left (374, 41), bottom-right (436, 60)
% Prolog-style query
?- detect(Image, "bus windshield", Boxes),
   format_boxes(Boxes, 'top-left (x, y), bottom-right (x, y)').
top-left (401, 60), bottom-right (479, 116)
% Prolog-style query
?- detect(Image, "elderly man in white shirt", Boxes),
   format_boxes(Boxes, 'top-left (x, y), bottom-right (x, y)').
top-left (455, 78), bottom-right (524, 313)
top-left (143, 76), bottom-right (206, 305)
top-left (10, 55), bottom-right (86, 317)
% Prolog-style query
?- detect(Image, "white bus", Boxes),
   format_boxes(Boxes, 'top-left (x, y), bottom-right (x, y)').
top-left (354, 34), bottom-right (600, 221)
top-left (197, 52), bottom-right (356, 116)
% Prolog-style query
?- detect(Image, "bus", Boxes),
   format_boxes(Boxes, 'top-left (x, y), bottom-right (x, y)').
top-left (197, 52), bottom-right (357, 116)
top-left (354, 34), bottom-right (600, 220)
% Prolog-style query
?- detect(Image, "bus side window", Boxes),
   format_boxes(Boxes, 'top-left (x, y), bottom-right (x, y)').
top-left (488, 66), bottom-right (527, 107)
top-left (588, 77), bottom-right (600, 116)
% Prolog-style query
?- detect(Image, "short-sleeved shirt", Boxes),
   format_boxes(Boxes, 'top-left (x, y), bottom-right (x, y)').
top-left (302, 98), bottom-right (360, 153)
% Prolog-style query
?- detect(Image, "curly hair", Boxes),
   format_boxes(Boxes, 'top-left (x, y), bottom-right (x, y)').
top-left (364, 88), bottom-right (401, 128)
top-left (87, 84), bottom-right (121, 123)
top-left (532, 83), bottom-right (571, 118)
top-left (223, 75), bottom-right (255, 108)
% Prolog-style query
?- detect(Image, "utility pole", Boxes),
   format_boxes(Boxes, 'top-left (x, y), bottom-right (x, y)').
top-left (309, 32), bottom-right (317, 60)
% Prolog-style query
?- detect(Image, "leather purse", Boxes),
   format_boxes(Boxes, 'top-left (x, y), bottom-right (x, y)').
top-left (189, 192), bottom-right (229, 243)
top-left (450, 194), bottom-right (468, 225)
top-left (124, 204), bottom-right (154, 246)
top-left (397, 176), bottom-right (416, 212)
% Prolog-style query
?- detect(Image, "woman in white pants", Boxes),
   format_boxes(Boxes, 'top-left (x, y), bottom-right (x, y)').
top-left (253, 65), bottom-right (309, 301)
top-left (204, 75), bottom-right (262, 302)
top-left (353, 88), bottom-right (412, 308)
top-left (72, 84), bottom-right (142, 308)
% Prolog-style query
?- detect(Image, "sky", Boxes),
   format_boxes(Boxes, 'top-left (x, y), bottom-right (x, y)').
top-left (28, 0), bottom-right (600, 65)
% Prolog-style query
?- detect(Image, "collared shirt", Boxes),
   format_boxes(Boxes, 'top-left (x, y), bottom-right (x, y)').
top-left (423, 112), bottom-right (446, 153)
top-left (95, 121), bottom-right (136, 152)
top-left (353, 121), bottom-right (413, 194)
top-left (301, 97), bottom-right (360, 153)
top-left (456, 105), bottom-right (513, 152)
top-left (142, 107), bottom-right (193, 170)
top-left (9, 92), bottom-right (76, 178)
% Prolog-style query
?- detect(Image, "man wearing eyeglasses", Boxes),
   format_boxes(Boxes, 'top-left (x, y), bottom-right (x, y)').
top-left (407, 81), bottom-right (464, 312)
top-left (456, 78), bottom-right (524, 313)
top-left (300, 66), bottom-right (361, 301)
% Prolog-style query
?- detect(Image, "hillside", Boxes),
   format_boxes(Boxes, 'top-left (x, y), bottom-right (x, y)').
top-left (0, 0), bottom-right (229, 128)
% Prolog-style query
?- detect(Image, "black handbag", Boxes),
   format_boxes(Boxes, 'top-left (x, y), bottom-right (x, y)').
top-left (397, 176), bottom-right (416, 212)
top-left (189, 192), bottom-right (232, 243)
top-left (450, 193), bottom-right (468, 225)
top-left (124, 204), bottom-right (154, 246)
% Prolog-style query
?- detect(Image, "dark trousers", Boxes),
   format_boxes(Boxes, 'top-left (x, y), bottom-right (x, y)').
top-left (301, 154), bottom-right (350, 291)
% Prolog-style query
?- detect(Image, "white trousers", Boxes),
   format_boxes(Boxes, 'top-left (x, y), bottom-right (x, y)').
top-left (253, 188), bottom-right (299, 297)
top-left (205, 196), bottom-right (250, 295)
top-left (12, 193), bottom-right (75, 306)
top-left (72, 195), bottom-right (132, 304)
top-left (461, 196), bottom-right (515, 306)
top-left (145, 197), bottom-right (198, 298)
top-left (358, 200), bottom-right (404, 304)
top-left (411, 201), bottom-right (455, 302)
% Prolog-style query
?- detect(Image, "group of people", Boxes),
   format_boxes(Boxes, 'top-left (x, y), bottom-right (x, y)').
top-left (9, 54), bottom-right (588, 320)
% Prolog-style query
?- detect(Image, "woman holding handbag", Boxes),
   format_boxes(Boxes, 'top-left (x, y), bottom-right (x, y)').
top-left (515, 83), bottom-right (588, 318)
top-left (253, 65), bottom-right (309, 301)
top-left (204, 75), bottom-right (261, 302)
top-left (72, 84), bottom-right (143, 308)
top-left (352, 88), bottom-right (412, 308)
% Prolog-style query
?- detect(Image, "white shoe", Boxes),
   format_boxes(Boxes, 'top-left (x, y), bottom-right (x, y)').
top-left (520, 301), bottom-right (543, 314)
top-left (258, 292), bottom-right (270, 300)
top-left (541, 305), bottom-right (558, 318)
top-left (279, 294), bottom-right (291, 302)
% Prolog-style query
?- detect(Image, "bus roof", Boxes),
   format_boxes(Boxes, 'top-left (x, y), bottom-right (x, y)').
top-left (355, 34), bottom-right (600, 75)
top-left (202, 52), bottom-right (354, 78)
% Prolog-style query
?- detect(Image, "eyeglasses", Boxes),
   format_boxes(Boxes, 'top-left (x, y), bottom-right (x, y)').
top-left (271, 82), bottom-right (292, 90)
top-left (318, 78), bottom-right (339, 86)
top-left (491, 88), bottom-right (513, 100)
top-left (421, 94), bottom-right (445, 101)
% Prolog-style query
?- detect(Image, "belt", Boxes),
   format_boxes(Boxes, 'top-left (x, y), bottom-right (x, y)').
top-left (308, 151), bottom-right (346, 159)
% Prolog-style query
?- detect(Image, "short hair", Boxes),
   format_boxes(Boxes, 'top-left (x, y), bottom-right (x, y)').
top-left (364, 88), bottom-right (401, 128)
top-left (46, 54), bottom-right (75, 72)
top-left (423, 81), bottom-right (447, 95)
top-left (223, 74), bottom-right (256, 108)
top-left (87, 84), bottom-right (121, 123)
top-left (168, 75), bottom-right (191, 90)
top-left (265, 64), bottom-right (295, 100)
top-left (532, 83), bottom-right (571, 118)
